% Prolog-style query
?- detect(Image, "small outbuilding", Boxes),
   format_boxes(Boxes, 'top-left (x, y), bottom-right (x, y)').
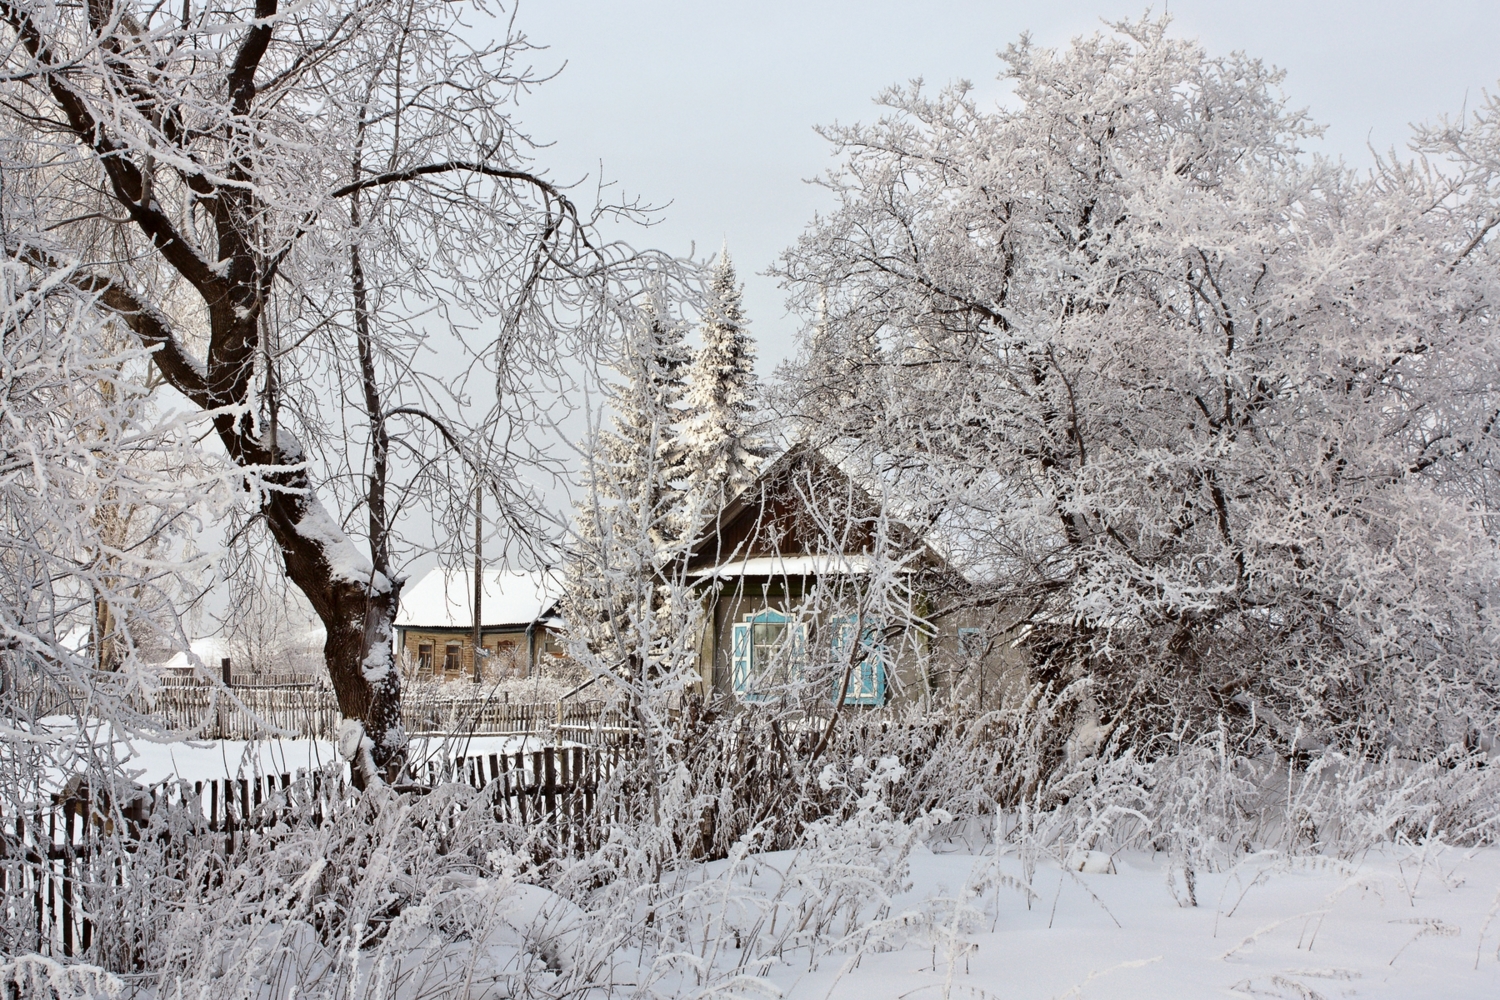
top-left (395, 568), bottom-right (563, 681)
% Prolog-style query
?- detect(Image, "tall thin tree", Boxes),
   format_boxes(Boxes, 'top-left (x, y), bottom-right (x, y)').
top-left (683, 251), bottom-right (766, 520)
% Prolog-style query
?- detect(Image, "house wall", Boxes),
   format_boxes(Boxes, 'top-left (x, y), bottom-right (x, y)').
top-left (922, 609), bottom-right (1030, 711)
top-left (697, 578), bottom-right (1028, 710)
top-left (687, 446), bottom-right (1031, 711)
top-left (399, 624), bottom-right (564, 682)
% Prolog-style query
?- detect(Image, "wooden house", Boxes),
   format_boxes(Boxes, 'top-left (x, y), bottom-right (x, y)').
top-left (686, 445), bottom-right (1027, 709)
top-left (395, 568), bottom-right (564, 681)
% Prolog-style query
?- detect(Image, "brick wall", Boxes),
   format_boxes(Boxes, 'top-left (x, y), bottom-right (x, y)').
top-left (401, 626), bottom-right (561, 681)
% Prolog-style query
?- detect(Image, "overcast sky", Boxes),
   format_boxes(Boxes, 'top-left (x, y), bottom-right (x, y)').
top-left (502, 0), bottom-right (1500, 375)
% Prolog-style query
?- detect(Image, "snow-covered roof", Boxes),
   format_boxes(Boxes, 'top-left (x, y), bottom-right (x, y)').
top-left (395, 568), bottom-right (561, 630)
top-left (687, 554), bottom-right (873, 579)
top-left (688, 442), bottom-right (959, 581)
top-left (158, 637), bottom-right (231, 673)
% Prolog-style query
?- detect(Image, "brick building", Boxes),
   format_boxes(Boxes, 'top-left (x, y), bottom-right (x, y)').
top-left (394, 568), bottom-right (563, 681)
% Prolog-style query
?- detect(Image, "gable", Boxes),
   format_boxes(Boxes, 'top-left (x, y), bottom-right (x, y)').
top-left (687, 444), bottom-right (940, 575)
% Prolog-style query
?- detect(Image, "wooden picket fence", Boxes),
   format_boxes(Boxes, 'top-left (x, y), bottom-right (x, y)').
top-left (143, 685), bottom-right (634, 746)
top-left (403, 695), bottom-right (635, 746)
top-left (1, 744), bottom-right (617, 960)
top-left (148, 684), bottom-right (343, 739)
top-left (159, 671), bottom-right (323, 689)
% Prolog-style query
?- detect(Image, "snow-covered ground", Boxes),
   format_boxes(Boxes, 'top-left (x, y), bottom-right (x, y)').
top-left (124, 734), bottom-right (560, 784)
top-left (37, 717), bottom-right (558, 785)
top-left (767, 843), bottom-right (1500, 999)
top-left (122, 734), bottom-right (555, 784)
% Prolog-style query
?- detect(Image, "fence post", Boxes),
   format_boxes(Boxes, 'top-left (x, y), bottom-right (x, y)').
top-left (60, 799), bottom-right (74, 957)
top-left (543, 747), bottom-right (557, 818)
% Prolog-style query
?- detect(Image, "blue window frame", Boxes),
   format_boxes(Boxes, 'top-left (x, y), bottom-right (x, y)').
top-left (731, 609), bottom-right (807, 701)
top-left (830, 615), bottom-right (886, 706)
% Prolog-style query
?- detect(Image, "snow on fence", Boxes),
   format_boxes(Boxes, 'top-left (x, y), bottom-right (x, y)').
top-left (142, 684), bottom-right (632, 745)
top-left (2, 744), bottom-right (616, 959)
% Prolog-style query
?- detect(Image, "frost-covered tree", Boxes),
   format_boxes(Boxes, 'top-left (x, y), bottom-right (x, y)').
top-left (683, 252), bottom-right (765, 514)
top-left (565, 291), bottom-right (694, 672)
top-left (777, 16), bottom-right (1500, 752)
top-left (0, 0), bottom-right (680, 783)
top-left (0, 246), bottom-right (222, 729)
top-left (562, 295), bottom-right (704, 825)
top-left (607, 292), bottom-right (694, 552)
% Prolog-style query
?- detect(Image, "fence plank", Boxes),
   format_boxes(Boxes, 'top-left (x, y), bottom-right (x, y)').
top-left (12, 743), bottom-right (610, 960)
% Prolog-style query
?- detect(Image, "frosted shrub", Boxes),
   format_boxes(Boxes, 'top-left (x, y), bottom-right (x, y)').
top-left (536, 750), bottom-right (956, 996)
top-left (0, 956), bottom-right (120, 1000)
top-left (975, 721), bottom-right (1500, 877)
top-left (131, 776), bottom-right (599, 999)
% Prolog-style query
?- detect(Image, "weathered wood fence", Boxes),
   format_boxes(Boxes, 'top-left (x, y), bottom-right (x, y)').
top-left (160, 671), bottom-right (323, 688)
top-left (2, 744), bottom-right (617, 960)
top-left (143, 685), bottom-right (633, 745)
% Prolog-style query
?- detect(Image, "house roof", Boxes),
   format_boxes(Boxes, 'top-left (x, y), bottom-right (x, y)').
top-left (686, 442), bottom-right (955, 580)
top-left (686, 554), bottom-right (874, 579)
top-left (395, 567), bottom-right (561, 630)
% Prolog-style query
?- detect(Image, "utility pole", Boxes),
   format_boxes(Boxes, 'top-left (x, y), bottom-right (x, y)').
top-left (473, 483), bottom-right (483, 682)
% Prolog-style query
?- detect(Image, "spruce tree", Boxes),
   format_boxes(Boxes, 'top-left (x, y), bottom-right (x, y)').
top-left (564, 291), bottom-right (692, 671)
top-left (683, 251), bottom-right (765, 519)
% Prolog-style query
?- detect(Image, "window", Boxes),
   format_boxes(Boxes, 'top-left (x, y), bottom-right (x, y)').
top-left (830, 616), bottom-right (886, 706)
top-left (491, 638), bottom-right (521, 676)
top-left (730, 610), bottom-right (807, 701)
top-left (957, 628), bottom-right (987, 663)
top-left (417, 643), bottom-right (434, 674)
top-left (443, 642), bottom-right (462, 675)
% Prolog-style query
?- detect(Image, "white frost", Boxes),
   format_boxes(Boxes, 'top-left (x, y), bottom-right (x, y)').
top-left (335, 718), bottom-right (368, 762)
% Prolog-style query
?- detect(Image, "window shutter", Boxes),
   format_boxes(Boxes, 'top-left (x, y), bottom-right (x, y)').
top-left (831, 615), bottom-right (885, 706)
top-left (731, 621), bottom-right (752, 696)
top-left (850, 652), bottom-right (885, 705)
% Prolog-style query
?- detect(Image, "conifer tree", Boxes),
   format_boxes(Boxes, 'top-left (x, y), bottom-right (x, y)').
top-left (683, 251), bottom-right (765, 518)
top-left (564, 292), bottom-right (692, 669)
top-left (564, 294), bottom-right (704, 824)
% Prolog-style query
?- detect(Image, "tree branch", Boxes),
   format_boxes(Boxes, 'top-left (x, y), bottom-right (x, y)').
top-left (0, 0), bottom-right (223, 295)
top-left (6, 242), bottom-right (212, 405)
top-left (331, 160), bottom-right (579, 219)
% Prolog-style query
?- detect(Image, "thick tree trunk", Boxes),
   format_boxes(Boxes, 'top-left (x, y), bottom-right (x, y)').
top-left (257, 479), bottom-right (408, 785)
top-left (318, 588), bottom-right (406, 785)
